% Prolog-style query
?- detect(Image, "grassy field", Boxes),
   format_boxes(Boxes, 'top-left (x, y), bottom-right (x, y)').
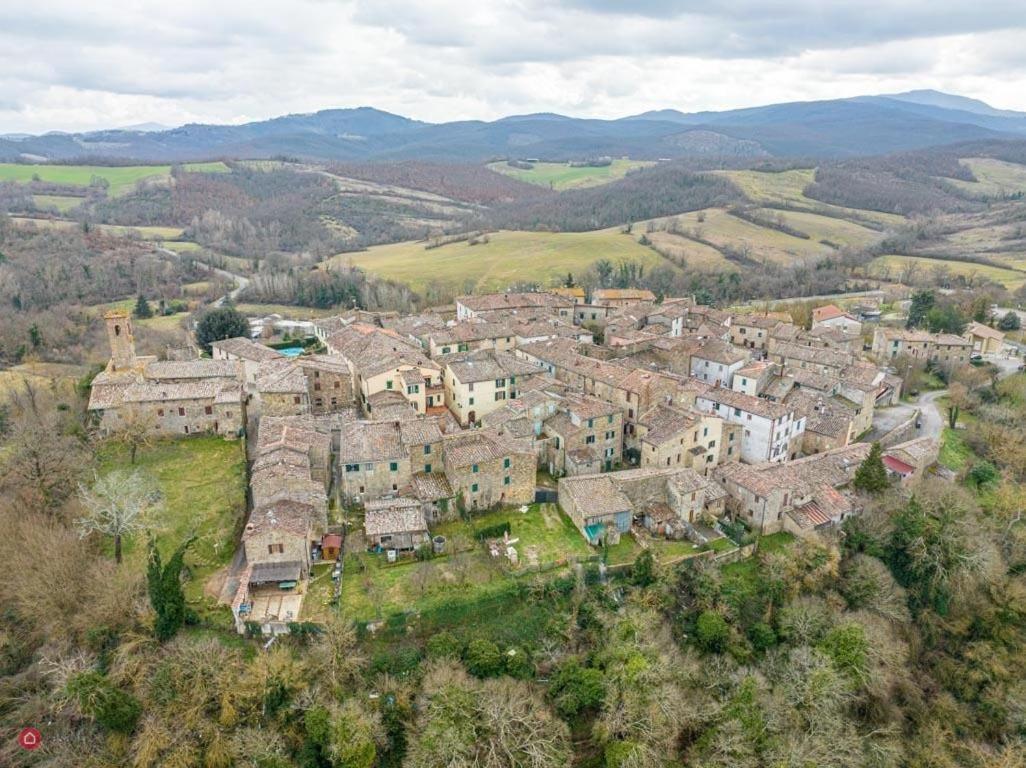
top-left (95, 436), bottom-right (247, 605)
top-left (234, 303), bottom-right (341, 319)
top-left (332, 227), bottom-right (673, 292)
top-left (718, 168), bottom-right (904, 228)
top-left (939, 427), bottom-right (973, 472)
top-left (948, 158), bottom-right (1026, 198)
top-left (667, 207), bottom-right (834, 265)
top-left (0, 161), bottom-right (228, 196)
top-left (10, 216), bottom-right (185, 241)
top-left (869, 254), bottom-right (1026, 289)
top-left (334, 504), bottom-right (593, 622)
top-left (487, 159), bottom-right (653, 190)
top-left (32, 194), bottom-right (85, 212)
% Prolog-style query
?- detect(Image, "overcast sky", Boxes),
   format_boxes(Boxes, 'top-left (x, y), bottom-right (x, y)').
top-left (3, 0), bottom-right (1026, 133)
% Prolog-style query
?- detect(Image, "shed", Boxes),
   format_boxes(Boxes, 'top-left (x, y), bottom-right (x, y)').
top-left (249, 560), bottom-right (303, 586)
top-left (321, 533), bottom-right (342, 561)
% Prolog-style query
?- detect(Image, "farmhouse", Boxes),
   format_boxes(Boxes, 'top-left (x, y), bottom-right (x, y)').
top-left (812, 304), bottom-right (863, 335)
top-left (964, 321), bottom-right (1004, 355)
top-left (364, 498), bottom-right (430, 551)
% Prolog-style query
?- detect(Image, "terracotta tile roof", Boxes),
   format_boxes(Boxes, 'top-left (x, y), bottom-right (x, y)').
top-left (966, 321), bottom-right (1004, 340)
top-left (638, 404), bottom-right (699, 445)
top-left (364, 498), bottom-right (427, 536)
top-left (256, 359), bottom-right (308, 394)
top-left (697, 386), bottom-right (794, 420)
top-left (560, 474), bottom-right (633, 518)
top-left (443, 427), bottom-right (531, 468)
top-left (327, 323), bottom-right (439, 378)
top-left (340, 420), bottom-right (405, 463)
top-left (457, 292), bottom-right (573, 313)
top-left (144, 359), bottom-right (240, 380)
top-left (713, 442), bottom-right (870, 498)
top-left (592, 288), bottom-right (656, 302)
top-left (411, 472), bottom-right (454, 501)
top-left (444, 349), bottom-right (540, 383)
top-left (243, 500), bottom-right (315, 539)
top-left (692, 338), bottom-right (749, 366)
top-left (812, 304), bottom-right (851, 323)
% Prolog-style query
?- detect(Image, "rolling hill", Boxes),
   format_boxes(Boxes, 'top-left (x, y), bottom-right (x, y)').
top-left (3, 91), bottom-right (1026, 164)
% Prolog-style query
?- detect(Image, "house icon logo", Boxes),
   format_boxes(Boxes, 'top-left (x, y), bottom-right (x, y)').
top-left (18, 726), bottom-right (42, 750)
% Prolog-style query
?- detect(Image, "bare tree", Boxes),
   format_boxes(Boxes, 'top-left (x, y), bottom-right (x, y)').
top-left (113, 404), bottom-right (157, 464)
top-left (77, 469), bottom-right (163, 564)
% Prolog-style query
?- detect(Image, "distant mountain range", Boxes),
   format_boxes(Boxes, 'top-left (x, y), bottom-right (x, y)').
top-left (2, 90), bottom-right (1025, 164)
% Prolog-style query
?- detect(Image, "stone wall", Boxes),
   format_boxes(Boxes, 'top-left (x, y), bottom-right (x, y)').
top-left (878, 408), bottom-right (920, 448)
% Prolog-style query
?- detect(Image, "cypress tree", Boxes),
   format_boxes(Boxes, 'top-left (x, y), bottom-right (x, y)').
top-left (853, 442), bottom-right (889, 494)
top-left (134, 294), bottom-right (153, 319)
top-left (147, 535), bottom-right (195, 641)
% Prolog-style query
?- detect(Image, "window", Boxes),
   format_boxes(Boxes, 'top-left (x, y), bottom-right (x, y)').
top-left (728, 447), bottom-right (733, 455)
top-left (708, 440), bottom-right (716, 448)
top-left (157, 409), bottom-right (164, 417)
top-left (587, 418), bottom-right (594, 428)
top-left (703, 426), bottom-right (708, 437)
top-left (510, 375), bottom-right (516, 384)
top-left (495, 378), bottom-right (506, 387)
top-left (178, 407), bottom-right (185, 416)
top-left (389, 462), bottom-right (398, 472)
top-left (314, 381), bottom-right (322, 391)
top-left (442, 346), bottom-right (451, 354)
top-left (734, 408), bottom-right (741, 417)
top-left (363, 462), bottom-right (374, 471)
top-left (607, 414), bottom-right (613, 423)
top-left (407, 384), bottom-right (419, 394)
top-left (345, 464), bottom-right (359, 472)
top-left (267, 543), bottom-right (284, 554)
top-left (392, 483), bottom-right (398, 490)
top-left (293, 395), bottom-right (301, 404)
top-left (494, 391), bottom-right (506, 401)
top-left (424, 444), bottom-right (431, 454)
top-left (471, 483), bottom-right (479, 493)
top-left (469, 397), bottom-right (475, 406)
top-left (386, 380), bottom-right (393, 389)
top-left (205, 405), bottom-right (213, 415)
top-left (605, 430), bottom-right (615, 440)
top-left (472, 464), bottom-right (479, 473)
top-left (554, 436), bottom-right (561, 448)
top-left (503, 476), bottom-right (511, 485)
top-left (585, 435), bottom-right (596, 444)
top-left (424, 464), bottom-right (431, 473)
top-left (468, 382), bottom-right (474, 392)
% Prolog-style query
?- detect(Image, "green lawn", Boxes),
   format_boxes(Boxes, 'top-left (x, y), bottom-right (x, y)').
top-left (95, 436), bottom-right (247, 604)
top-left (0, 161), bottom-right (228, 196)
top-left (332, 227), bottom-right (673, 292)
top-left (487, 159), bottom-right (653, 190)
top-left (947, 158), bottom-right (1026, 198)
top-left (335, 504), bottom-right (592, 622)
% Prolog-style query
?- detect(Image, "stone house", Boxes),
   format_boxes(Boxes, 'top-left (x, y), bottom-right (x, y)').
top-left (211, 337), bottom-right (286, 390)
top-left (364, 498), bottom-right (430, 551)
top-left (339, 419), bottom-right (411, 503)
top-left (255, 360), bottom-right (311, 417)
top-left (728, 314), bottom-right (783, 351)
top-left (965, 321), bottom-right (1004, 355)
top-left (695, 386), bottom-right (805, 463)
top-left (425, 320), bottom-right (516, 358)
top-left (635, 404), bottom-right (732, 471)
top-left (456, 292), bottom-right (575, 322)
top-left (442, 428), bottom-right (535, 509)
top-left (242, 499), bottom-right (316, 581)
top-left (591, 288), bottom-right (657, 308)
top-left (871, 327), bottom-right (972, 367)
top-left (558, 466), bottom-right (726, 545)
top-left (689, 338), bottom-right (750, 387)
top-left (543, 393), bottom-right (624, 476)
top-left (812, 304), bottom-right (863, 335)
top-left (89, 312), bottom-right (245, 437)
top-left (442, 348), bottom-right (544, 426)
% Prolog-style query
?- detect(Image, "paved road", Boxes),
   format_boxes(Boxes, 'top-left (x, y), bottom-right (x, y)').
top-left (155, 245), bottom-right (250, 307)
top-left (866, 353), bottom-right (1021, 443)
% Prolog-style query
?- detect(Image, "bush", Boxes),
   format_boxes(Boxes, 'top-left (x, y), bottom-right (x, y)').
top-left (370, 646), bottom-right (422, 676)
top-left (968, 461), bottom-right (999, 489)
top-left (195, 306), bottom-right (249, 353)
top-left (998, 311), bottom-right (1021, 331)
top-left (425, 630), bottom-right (463, 659)
top-left (630, 549), bottom-right (656, 587)
top-left (695, 611), bottom-right (730, 654)
top-left (476, 521), bottom-right (511, 540)
top-left (549, 658), bottom-right (605, 718)
top-left (67, 671), bottom-right (142, 734)
top-left (818, 623), bottom-right (868, 683)
top-left (747, 622), bottom-right (777, 653)
top-left (503, 646), bottom-right (534, 679)
top-left (464, 638), bottom-right (504, 677)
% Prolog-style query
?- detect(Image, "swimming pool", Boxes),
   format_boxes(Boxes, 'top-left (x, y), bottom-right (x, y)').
top-left (279, 347), bottom-right (303, 357)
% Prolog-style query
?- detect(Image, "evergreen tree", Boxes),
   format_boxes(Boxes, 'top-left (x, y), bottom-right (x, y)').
top-left (134, 294), bottom-right (153, 319)
top-left (906, 290), bottom-right (935, 329)
top-left (195, 306), bottom-right (249, 353)
top-left (998, 311), bottom-right (1021, 331)
top-left (147, 534), bottom-right (195, 641)
top-left (853, 442), bottom-right (889, 494)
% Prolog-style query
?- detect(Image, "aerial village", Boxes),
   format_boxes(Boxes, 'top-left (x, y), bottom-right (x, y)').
top-left (86, 287), bottom-right (1011, 634)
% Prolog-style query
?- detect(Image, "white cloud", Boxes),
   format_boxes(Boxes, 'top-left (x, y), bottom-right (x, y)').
top-left (1, 0), bottom-right (1025, 133)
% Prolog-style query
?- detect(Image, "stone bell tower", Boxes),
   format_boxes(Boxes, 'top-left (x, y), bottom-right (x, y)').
top-left (104, 310), bottom-right (137, 371)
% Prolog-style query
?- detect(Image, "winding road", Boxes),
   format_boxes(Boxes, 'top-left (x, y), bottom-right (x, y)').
top-left (155, 245), bottom-right (250, 307)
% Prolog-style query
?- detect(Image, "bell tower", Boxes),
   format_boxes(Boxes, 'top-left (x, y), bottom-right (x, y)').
top-left (104, 310), bottom-right (137, 370)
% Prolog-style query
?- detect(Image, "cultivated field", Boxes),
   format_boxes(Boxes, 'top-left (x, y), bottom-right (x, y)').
top-left (332, 227), bottom-right (673, 291)
top-left (487, 159), bottom-right (654, 190)
top-left (0, 161), bottom-right (229, 196)
top-left (9, 216), bottom-right (184, 240)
